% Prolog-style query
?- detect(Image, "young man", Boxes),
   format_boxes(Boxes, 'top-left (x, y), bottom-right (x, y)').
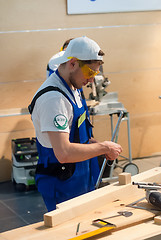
top-left (29, 36), bottom-right (122, 211)
top-left (46, 38), bottom-right (73, 77)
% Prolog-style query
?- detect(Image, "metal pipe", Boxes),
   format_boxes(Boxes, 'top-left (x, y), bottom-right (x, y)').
top-left (95, 110), bottom-right (124, 189)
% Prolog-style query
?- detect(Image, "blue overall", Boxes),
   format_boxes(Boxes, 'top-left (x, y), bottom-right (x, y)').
top-left (48, 68), bottom-right (54, 77)
top-left (35, 70), bottom-right (99, 211)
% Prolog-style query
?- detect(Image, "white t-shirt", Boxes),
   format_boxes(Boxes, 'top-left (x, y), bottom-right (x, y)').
top-left (32, 71), bottom-right (82, 148)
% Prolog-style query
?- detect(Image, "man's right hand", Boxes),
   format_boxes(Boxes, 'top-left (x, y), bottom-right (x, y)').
top-left (103, 141), bottom-right (123, 161)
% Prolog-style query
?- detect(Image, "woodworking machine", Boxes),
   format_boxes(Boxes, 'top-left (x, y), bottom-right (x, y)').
top-left (86, 70), bottom-right (126, 115)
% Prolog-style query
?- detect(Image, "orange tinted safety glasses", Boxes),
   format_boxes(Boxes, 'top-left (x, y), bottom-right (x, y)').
top-left (67, 57), bottom-right (100, 79)
top-left (78, 60), bottom-right (99, 79)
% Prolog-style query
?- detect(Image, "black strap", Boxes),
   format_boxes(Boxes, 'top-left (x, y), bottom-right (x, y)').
top-left (28, 86), bottom-right (69, 114)
top-left (36, 162), bottom-right (75, 181)
top-left (80, 89), bottom-right (85, 100)
top-left (46, 64), bottom-right (50, 71)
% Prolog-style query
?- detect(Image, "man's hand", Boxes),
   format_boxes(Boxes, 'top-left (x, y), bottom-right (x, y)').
top-left (103, 141), bottom-right (122, 161)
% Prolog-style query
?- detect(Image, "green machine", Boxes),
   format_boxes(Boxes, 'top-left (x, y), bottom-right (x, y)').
top-left (11, 138), bottom-right (38, 191)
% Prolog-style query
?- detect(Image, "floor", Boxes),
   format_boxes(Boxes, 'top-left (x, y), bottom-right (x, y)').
top-left (0, 182), bottom-right (47, 233)
top-left (113, 155), bottom-right (161, 177)
top-left (0, 155), bottom-right (161, 234)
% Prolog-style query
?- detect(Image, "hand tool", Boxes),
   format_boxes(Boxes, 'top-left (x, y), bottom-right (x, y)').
top-left (132, 182), bottom-right (161, 209)
top-left (102, 210), bottom-right (133, 220)
top-left (95, 110), bottom-right (124, 189)
top-left (126, 199), bottom-right (160, 211)
top-left (76, 222), bottom-right (80, 235)
top-left (69, 220), bottom-right (116, 240)
top-left (126, 197), bottom-right (146, 208)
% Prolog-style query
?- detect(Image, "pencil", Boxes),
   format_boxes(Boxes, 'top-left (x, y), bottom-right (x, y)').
top-left (76, 222), bottom-right (80, 235)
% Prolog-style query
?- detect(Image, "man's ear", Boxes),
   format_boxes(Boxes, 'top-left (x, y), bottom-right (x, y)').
top-left (69, 57), bottom-right (78, 69)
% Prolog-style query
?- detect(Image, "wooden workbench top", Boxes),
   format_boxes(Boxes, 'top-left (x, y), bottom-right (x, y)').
top-left (1, 167), bottom-right (161, 240)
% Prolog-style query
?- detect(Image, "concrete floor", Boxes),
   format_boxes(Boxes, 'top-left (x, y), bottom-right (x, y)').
top-left (114, 155), bottom-right (161, 175)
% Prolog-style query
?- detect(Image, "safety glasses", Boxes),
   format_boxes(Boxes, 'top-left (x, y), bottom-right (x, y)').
top-left (78, 60), bottom-right (99, 79)
top-left (67, 57), bottom-right (100, 79)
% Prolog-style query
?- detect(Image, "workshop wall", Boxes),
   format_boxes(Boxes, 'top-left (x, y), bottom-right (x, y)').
top-left (0, 0), bottom-right (161, 181)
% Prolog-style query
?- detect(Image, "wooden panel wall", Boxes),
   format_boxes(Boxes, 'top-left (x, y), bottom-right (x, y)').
top-left (0, 0), bottom-right (161, 181)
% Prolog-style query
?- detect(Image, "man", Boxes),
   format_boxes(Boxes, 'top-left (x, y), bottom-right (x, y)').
top-left (29, 36), bottom-right (122, 211)
top-left (46, 38), bottom-right (73, 77)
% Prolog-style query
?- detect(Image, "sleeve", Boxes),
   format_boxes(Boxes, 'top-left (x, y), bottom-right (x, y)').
top-left (37, 93), bottom-right (73, 133)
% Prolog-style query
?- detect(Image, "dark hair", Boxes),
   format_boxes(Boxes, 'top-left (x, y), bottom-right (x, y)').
top-left (62, 38), bottom-right (74, 50)
top-left (98, 50), bottom-right (105, 56)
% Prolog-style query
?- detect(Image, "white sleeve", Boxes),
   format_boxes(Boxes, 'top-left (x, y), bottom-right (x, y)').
top-left (37, 93), bottom-right (73, 133)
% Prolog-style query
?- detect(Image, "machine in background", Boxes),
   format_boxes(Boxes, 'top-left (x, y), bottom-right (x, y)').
top-left (86, 68), bottom-right (139, 183)
top-left (11, 138), bottom-right (38, 191)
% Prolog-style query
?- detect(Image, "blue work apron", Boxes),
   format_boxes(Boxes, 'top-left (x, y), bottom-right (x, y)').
top-left (35, 70), bottom-right (99, 211)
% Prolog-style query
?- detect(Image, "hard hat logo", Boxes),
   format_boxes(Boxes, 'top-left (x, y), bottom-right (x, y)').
top-left (54, 114), bottom-right (68, 130)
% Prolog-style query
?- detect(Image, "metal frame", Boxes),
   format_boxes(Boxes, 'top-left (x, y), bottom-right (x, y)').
top-left (95, 111), bottom-right (124, 189)
top-left (95, 109), bottom-right (136, 188)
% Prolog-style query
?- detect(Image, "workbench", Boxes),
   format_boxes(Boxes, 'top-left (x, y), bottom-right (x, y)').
top-left (1, 167), bottom-right (161, 240)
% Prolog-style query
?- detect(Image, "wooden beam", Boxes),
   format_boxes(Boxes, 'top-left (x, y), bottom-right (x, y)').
top-left (1, 168), bottom-right (161, 240)
top-left (44, 167), bottom-right (161, 227)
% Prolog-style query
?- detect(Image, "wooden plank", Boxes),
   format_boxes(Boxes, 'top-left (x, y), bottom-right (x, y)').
top-left (1, 167), bottom-right (161, 240)
top-left (154, 215), bottom-right (161, 225)
top-left (1, 198), bottom-right (160, 240)
top-left (98, 220), bottom-right (161, 240)
top-left (44, 167), bottom-right (161, 227)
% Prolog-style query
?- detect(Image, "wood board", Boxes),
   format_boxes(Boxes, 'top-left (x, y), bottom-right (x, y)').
top-left (1, 167), bottom-right (161, 240)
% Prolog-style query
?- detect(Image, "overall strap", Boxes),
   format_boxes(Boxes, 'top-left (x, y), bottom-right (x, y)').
top-left (28, 86), bottom-right (72, 114)
top-left (55, 69), bottom-right (77, 105)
